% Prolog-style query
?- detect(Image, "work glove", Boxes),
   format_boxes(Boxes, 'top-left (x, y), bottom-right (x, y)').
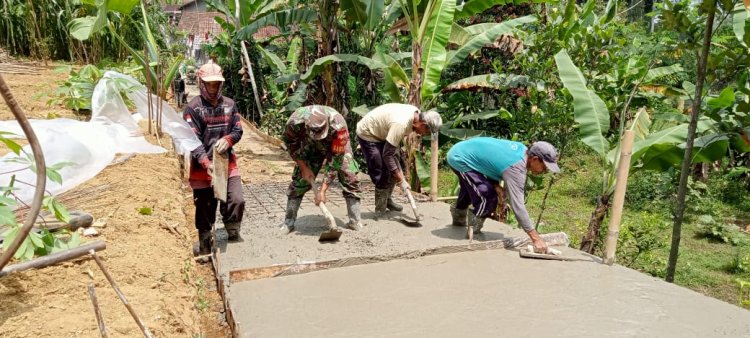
top-left (399, 179), bottom-right (411, 193)
top-left (215, 138), bottom-right (230, 154)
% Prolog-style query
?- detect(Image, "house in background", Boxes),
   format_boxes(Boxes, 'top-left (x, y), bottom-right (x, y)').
top-left (163, 0), bottom-right (282, 64)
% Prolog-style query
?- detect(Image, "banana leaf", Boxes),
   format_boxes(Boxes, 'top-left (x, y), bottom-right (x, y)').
top-left (300, 54), bottom-right (387, 82)
top-left (733, 4), bottom-right (749, 46)
top-left (644, 64), bottom-right (684, 84)
top-left (555, 49), bottom-right (610, 157)
top-left (234, 8), bottom-right (317, 41)
top-left (415, 151), bottom-right (432, 193)
top-left (446, 16), bottom-right (536, 66)
top-left (442, 73), bottom-right (531, 92)
top-left (420, 0), bottom-right (456, 103)
top-left (257, 45), bottom-right (287, 74)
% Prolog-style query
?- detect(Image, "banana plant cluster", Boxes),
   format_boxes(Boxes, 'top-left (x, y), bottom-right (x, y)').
top-left (68, 0), bottom-right (182, 98)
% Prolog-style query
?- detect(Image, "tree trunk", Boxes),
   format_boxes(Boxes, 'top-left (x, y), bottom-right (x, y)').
top-left (404, 42), bottom-right (424, 187)
top-left (318, 0), bottom-right (341, 111)
top-left (666, 0), bottom-right (716, 283)
top-left (580, 194), bottom-right (611, 254)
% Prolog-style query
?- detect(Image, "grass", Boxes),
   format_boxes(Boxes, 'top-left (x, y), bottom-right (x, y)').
top-left (435, 150), bottom-right (750, 308)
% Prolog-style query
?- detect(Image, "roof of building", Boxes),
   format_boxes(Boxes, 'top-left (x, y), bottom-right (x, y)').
top-left (177, 11), bottom-right (224, 38)
top-left (176, 11), bottom-right (281, 41)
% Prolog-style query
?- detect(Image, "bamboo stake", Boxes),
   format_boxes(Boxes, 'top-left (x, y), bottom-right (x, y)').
top-left (88, 283), bottom-right (108, 337)
top-left (0, 241), bottom-right (105, 277)
top-left (603, 130), bottom-right (635, 265)
top-left (89, 250), bottom-right (154, 338)
top-left (430, 137), bottom-right (438, 202)
top-left (240, 40), bottom-right (264, 118)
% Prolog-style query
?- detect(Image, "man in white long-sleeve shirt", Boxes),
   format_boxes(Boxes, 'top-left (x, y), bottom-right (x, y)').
top-left (447, 137), bottom-right (560, 253)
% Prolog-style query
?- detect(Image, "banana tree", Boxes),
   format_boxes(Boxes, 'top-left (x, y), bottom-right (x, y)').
top-left (555, 49), bottom-right (730, 254)
top-left (68, 0), bottom-right (182, 99)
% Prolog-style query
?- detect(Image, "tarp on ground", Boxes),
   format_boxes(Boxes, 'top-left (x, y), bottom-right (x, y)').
top-left (0, 71), bottom-right (201, 205)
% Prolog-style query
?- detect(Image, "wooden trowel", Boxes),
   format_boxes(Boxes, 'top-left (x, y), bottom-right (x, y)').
top-left (518, 246), bottom-right (589, 262)
top-left (308, 179), bottom-right (342, 242)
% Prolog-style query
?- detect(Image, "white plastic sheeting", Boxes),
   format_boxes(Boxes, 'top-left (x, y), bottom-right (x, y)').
top-left (0, 71), bottom-right (200, 204)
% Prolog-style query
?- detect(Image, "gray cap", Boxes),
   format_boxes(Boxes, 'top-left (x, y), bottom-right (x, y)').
top-left (529, 141), bottom-right (560, 173)
top-left (420, 110), bottom-right (443, 138)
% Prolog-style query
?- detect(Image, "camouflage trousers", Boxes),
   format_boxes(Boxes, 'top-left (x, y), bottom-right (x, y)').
top-left (287, 145), bottom-right (361, 200)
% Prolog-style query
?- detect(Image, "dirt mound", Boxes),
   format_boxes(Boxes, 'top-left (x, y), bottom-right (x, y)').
top-left (0, 147), bottom-right (206, 337)
top-left (0, 66), bottom-right (293, 336)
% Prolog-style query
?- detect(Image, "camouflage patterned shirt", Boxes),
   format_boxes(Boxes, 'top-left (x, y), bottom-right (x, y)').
top-left (282, 105), bottom-right (356, 184)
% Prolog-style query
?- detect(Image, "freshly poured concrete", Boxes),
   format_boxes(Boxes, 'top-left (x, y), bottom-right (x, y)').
top-left (230, 249), bottom-right (750, 337)
top-left (216, 182), bottom-right (529, 275)
top-left (216, 183), bottom-right (750, 337)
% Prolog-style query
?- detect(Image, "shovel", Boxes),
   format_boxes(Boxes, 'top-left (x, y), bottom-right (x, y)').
top-left (394, 188), bottom-right (422, 227)
top-left (308, 179), bottom-right (342, 242)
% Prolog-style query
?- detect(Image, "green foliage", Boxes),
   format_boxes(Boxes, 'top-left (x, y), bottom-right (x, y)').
top-left (625, 170), bottom-right (675, 211)
top-left (69, 1), bottom-right (182, 97)
top-left (615, 213), bottom-right (670, 274)
top-left (738, 279), bottom-right (750, 307)
top-left (727, 251), bottom-right (750, 274)
top-left (555, 49), bottom-right (610, 157)
top-left (696, 215), bottom-right (748, 246)
top-left (47, 65), bottom-right (102, 112)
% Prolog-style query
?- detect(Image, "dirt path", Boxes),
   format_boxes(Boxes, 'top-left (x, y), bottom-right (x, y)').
top-left (0, 65), bottom-right (293, 337)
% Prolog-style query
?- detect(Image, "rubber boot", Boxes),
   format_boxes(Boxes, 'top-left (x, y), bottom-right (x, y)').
top-left (280, 197), bottom-right (302, 233)
top-left (225, 222), bottom-right (242, 242)
top-left (451, 205), bottom-right (468, 227)
top-left (467, 215), bottom-right (486, 239)
top-left (374, 188), bottom-right (389, 220)
top-left (345, 197), bottom-right (363, 231)
top-left (386, 186), bottom-right (403, 212)
top-left (197, 229), bottom-right (212, 255)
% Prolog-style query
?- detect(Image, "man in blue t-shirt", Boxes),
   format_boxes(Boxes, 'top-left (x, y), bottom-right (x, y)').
top-left (447, 137), bottom-right (560, 253)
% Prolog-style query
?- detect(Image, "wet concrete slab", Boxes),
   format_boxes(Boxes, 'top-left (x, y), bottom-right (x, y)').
top-left (229, 249), bottom-right (750, 337)
top-left (215, 182), bottom-right (532, 276)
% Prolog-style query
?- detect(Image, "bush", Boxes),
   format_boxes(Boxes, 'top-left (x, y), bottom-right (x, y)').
top-left (626, 170), bottom-right (675, 211)
top-left (696, 215), bottom-right (748, 246)
top-left (615, 212), bottom-right (670, 275)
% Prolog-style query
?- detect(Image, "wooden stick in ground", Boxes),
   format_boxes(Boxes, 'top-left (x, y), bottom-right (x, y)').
top-left (603, 129), bottom-right (635, 265)
top-left (0, 241), bottom-right (105, 277)
top-left (430, 137), bottom-right (439, 202)
top-left (89, 250), bottom-right (154, 338)
top-left (240, 40), bottom-right (264, 119)
top-left (88, 283), bottom-right (108, 338)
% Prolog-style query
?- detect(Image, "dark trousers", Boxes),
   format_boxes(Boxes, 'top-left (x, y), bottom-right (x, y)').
top-left (358, 136), bottom-right (394, 189)
top-left (193, 176), bottom-right (245, 231)
top-left (452, 168), bottom-right (498, 218)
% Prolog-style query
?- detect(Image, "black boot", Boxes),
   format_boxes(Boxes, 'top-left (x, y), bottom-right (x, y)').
top-left (225, 222), bottom-right (242, 242)
top-left (197, 229), bottom-right (212, 255)
top-left (451, 205), bottom-right (468, 227)
top-left (374, 188), bottom-right (389, 220)
top-left (386, 186), bottom-right (403, 212)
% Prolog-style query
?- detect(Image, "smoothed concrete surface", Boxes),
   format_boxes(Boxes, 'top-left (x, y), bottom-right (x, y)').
top-left (217, 197), bottom-right (527, 275)
top-left (230, 249), bottom-right (750, 337)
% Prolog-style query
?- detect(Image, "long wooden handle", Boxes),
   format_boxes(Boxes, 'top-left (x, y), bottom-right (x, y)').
top-left (405, 189), bottom-right (420, 221)
top-left (308, 179), bottom-right (335, 226)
